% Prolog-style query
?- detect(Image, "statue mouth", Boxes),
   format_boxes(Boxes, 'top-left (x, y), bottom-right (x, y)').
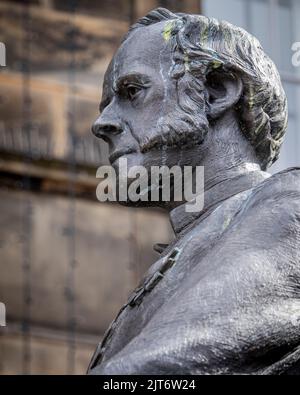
top-left (109, 148), bottom-right (137, 164)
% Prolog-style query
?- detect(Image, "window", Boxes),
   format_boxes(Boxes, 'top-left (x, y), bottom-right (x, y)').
top-left (202, 0), bottom-right (300, 172)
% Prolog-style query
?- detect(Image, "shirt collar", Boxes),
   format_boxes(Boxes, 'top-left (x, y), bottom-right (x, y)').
top-left (170, 167), bottom-right (270, 236)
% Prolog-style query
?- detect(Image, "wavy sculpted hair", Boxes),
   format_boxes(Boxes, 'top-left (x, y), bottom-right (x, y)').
top-left (125, 8), bottom-right (288, 170)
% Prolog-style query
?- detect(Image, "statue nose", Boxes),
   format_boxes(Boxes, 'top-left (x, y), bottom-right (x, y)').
top-left (92, 116), bottom-right (123, 139)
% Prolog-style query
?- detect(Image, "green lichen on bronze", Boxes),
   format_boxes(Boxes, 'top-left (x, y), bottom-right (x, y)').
top-left (163, 20), bottom-right (175, 42)
top-left (222, 216), bottom-right (231, 231)
top-left (200, 26), bottom-right (209, 45)
top-left (211, 59), bottom-right (222, 69)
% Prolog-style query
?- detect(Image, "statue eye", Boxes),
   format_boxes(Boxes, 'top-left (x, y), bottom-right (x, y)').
top-left (126, 84), bottom-right (141, 101)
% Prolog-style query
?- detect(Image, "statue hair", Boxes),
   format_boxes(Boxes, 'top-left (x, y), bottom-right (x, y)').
top-left (126, 8), bottom-right (288, 170)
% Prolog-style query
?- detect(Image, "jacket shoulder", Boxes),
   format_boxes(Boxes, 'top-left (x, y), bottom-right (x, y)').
top-left (255, 167), bottom-right (300, 197)
top-left (241, 167), bottom-right (300, 217)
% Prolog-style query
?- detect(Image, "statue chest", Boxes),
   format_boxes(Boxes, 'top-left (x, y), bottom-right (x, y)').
top-left (88, 193), bottom-right (245, 371)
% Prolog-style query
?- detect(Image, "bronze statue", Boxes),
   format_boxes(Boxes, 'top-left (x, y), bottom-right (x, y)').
top-left (88, 8), bottom-right (300, 374)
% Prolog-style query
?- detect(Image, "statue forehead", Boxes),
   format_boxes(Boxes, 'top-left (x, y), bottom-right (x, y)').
top-left (105, 22), bottom-right (174, 86)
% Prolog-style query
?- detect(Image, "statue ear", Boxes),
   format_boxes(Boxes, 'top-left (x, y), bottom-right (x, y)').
top-left (205, 71), bottom-right (243, 120)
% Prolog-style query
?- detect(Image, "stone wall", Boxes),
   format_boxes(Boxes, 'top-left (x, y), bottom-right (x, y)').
top-left (0, 0), bottom-right (199, 374)
top-left (0, 188), bottom-right (172, 374)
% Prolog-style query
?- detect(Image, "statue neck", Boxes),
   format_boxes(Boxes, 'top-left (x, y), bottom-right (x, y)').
top-left (201, 110), bottom-right (261, 192)
top-left (169, 111), bottom-right (270, 234)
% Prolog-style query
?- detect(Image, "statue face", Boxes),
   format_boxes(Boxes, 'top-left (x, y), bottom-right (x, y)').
top-left (92, 22), bottom-right (209, 205)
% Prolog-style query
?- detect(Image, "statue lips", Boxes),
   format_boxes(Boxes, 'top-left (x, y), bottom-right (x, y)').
top-left (109, 147), bottom-right (137, 164)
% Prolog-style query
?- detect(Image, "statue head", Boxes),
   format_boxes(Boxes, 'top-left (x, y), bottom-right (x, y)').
top-left (92, 8), bottom-right (287, 207)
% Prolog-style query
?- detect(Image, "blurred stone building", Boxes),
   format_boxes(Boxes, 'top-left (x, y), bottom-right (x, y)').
top-left (0, 0), bottom-right (200, 375)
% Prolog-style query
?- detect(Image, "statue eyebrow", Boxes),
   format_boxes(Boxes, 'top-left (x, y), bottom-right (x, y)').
top-left (99, 73), bottom-right (151, 111)
top-left (115, 73), bottom-right (151, 90)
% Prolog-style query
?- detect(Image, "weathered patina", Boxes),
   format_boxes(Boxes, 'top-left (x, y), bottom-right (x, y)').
top-left (89, 8), bottom-right (300, 375)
